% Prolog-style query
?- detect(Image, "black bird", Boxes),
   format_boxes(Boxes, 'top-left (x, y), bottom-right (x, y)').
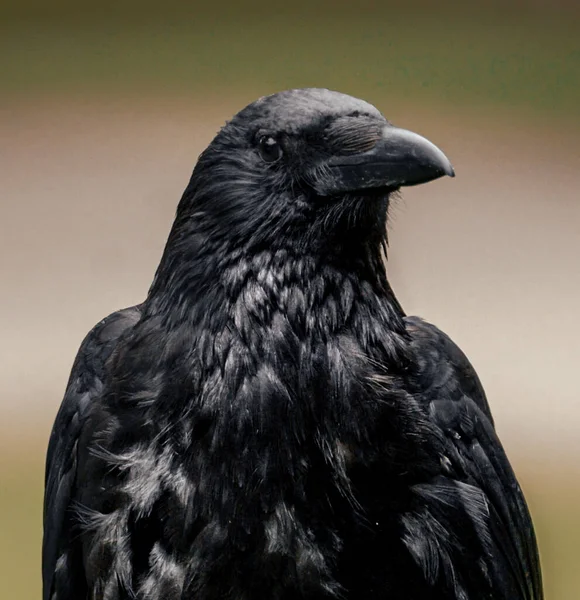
top-left (43, 88), bottom-right (543, 600)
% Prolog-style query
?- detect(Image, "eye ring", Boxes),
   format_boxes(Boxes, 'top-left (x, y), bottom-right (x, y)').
top-left (258, 135), bottom-right (283, 163)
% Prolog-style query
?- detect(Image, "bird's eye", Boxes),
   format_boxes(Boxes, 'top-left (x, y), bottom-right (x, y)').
top-left (258, 135), bottom-right (282, 163)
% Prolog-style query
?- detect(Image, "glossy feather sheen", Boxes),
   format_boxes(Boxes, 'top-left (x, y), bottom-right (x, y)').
top-left (43, 88), bottom-right (543, 600)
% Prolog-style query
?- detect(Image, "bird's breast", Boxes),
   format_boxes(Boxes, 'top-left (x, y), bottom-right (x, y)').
top-left (84, 272), bottom-right (434, 599)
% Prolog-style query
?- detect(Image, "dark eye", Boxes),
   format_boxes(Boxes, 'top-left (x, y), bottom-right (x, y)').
top-left (258, 135), bottom-right (282, 163)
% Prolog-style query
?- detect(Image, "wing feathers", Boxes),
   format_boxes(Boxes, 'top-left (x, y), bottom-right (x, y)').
top-left (42, 306), bottom-right (141, 600)
top-left (405, 316), bottom-right (543, 600)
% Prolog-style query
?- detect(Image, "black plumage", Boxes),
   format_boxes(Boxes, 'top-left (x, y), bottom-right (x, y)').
top-left (43, 88), bottom-right (543, 600)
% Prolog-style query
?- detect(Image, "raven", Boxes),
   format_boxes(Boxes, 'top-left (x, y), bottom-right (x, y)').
top-left (43, 88), bottom-right (543, 600)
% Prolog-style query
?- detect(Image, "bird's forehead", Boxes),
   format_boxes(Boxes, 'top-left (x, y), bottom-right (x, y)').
top-left (234, 88), bottom-right (384, 134)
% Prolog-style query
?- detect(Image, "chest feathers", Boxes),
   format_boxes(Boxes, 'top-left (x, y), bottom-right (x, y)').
top-left (83, 253), bottom-right (435, 598)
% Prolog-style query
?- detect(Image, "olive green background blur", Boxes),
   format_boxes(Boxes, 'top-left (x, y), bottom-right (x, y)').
top-left (1, 1), bottom-right (579, 598)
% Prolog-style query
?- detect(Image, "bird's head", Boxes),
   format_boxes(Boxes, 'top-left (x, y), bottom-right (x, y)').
top-left (173, 88), bottom-right (454, 257)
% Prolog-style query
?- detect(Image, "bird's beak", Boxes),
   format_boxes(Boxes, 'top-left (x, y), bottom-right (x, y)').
top-left (313, 126), bottom-right (455, 196)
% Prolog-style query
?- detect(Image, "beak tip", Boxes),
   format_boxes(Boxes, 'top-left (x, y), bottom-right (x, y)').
top-left (447, 164), bottom-right (456, 178)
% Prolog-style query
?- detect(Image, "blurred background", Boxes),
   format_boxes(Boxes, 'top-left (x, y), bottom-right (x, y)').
top-left (1, 0), bottom-right (578, 597)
